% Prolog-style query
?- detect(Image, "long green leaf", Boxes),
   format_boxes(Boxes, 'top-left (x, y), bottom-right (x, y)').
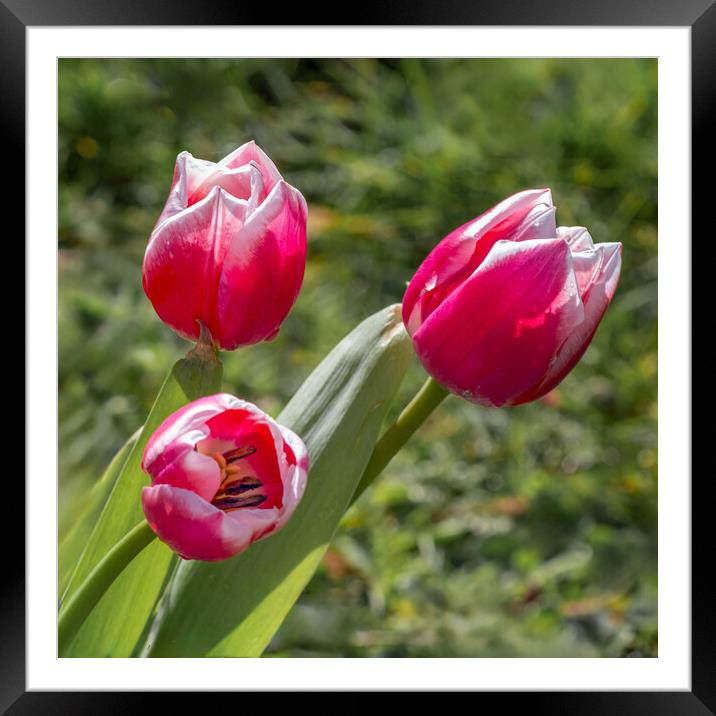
top-left (58, 427), bottom-right (142, 600)
top-left (143, 305), bottom-right (412, 657)
top-left (61, 348), bottom-right (222, 657)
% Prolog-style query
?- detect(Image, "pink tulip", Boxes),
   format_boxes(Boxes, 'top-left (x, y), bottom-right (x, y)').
top-left (402, 189), bottom-right (621, 407)
top-left (142, 141), bottom-right (307, 350)
top-left (141, 394), bottom-right (308, 561)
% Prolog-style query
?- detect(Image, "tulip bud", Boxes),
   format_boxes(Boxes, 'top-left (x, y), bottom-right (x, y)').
top-left (402, 189), bottom-right (621, 407)
top-left (141, 394), bottom-right (309, 561)
top-left (142, 141), bottom-right (307, 350)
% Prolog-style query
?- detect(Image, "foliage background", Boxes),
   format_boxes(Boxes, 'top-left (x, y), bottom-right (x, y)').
top-left (58, 58), bottom-right (657, 657)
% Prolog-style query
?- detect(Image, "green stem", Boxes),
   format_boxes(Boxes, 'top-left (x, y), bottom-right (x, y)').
top-left (351, 376), bottom-right (449, 504)
top-left (58, 521), bottom-right (156, 657)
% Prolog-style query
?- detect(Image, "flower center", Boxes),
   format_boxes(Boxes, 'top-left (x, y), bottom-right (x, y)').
top-left (209, 445), bottom-right (267, 511)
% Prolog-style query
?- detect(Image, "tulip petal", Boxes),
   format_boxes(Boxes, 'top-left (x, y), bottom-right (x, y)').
top-left (142, 484), bottom-right (256, 561)
top-left (188, 164), bottom-right (256, 207)
top-left (558, 225), bottom-right (595, 253)
top-left (142, 393), bottom-right (239, 477)
top-left (512, 204), bottom-right (557, 242)
top-left (462, 188), bottom-right (553, 239)
top-left (403, 189), bottom-right (554, 337)
top-left (154, 151), bottom-right (218, 228)
top-left (274, 424), bottom-right (310, 522)
top-left (513, 242), bottom-right (622, 403)
top-left (215, 180), bottom-right (308, 349)
top-left (152, 449), bottom-right (222, 503)
top-left (278, 423), bottom-right (310, 473)
top-left (143, 187), bottom-right (249, 342)
top-left (222, 504), bottom-right (283, 547)
top-left (219, 140), bottom-right (283, 194)
top-left (413, 238), bottom-right (584, 406)
top-left (569, 239), bottom-right (621, 296)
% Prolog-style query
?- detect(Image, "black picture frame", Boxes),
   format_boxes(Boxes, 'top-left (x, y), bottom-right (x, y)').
top-left (6, 0), bottom-right (706, 712)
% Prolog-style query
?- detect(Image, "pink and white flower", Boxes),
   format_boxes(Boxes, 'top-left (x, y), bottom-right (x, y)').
top-left (142, 141), bottom-right (307, 350)
top-left (402, 189), bottom-right (622, 407)
top-left (141, 394), bottom-right (309, 561)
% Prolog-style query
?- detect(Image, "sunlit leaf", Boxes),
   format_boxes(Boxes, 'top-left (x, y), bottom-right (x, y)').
top-left (59, 427), bottom-right (141, 600)
top-left (61, 349), bottom-right (222, 657)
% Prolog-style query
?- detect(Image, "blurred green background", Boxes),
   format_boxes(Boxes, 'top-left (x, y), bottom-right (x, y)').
top-left (59, 58), bottom-right (657, 657)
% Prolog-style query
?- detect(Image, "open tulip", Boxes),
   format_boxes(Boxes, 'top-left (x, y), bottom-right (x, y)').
top-left (141, 394), bottom-right (309, 561)
top-left (142, 141), bottom-right (307, 350)
top-left (402, 189), bottom-right (621, 407)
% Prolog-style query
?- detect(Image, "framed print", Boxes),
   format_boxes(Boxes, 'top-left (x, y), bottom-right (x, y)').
top-left (6, 0), bottom-right (708, 711)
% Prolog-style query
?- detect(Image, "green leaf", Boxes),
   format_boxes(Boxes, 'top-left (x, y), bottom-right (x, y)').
top-left (143, 305), bottom-right (413, 657)
top-left (61, 347), bottom-right (222, 657)
top-left (58, 427), bottom-right (141, 600)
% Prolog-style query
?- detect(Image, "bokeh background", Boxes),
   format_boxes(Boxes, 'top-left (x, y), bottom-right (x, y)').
top-left (59, 58), bottom-right (657, 657)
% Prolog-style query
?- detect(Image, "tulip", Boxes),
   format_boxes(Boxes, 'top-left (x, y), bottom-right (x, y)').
top-left (142, 141), bottom-right (307, 350)
top-left (402, 189), bottom-right (621, 407)
top-left (141, 394), bottom-right (309, 561)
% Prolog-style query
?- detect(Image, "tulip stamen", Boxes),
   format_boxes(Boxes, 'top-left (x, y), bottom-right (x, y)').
top-left (212, 494), bottom-right (267, 511)
top-left (212, 452), bottom-right (227, 471)
top-left (212, 476), bottom-right (267, 511)
top-left (223, 477), bottom-right (263, 495)
top-left (223, 445), bottom-right (257, 464)
top-left (209, 445), bottom-right (266, 512)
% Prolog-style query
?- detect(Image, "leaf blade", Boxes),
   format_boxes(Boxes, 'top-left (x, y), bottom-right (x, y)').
top-left (61, 350), bottom-right (222, 657)
top-left (59, 426), bottom-right (141, 601)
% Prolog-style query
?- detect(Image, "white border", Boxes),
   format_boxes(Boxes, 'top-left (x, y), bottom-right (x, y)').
top-left (28, 27), bottom-right (690, 690)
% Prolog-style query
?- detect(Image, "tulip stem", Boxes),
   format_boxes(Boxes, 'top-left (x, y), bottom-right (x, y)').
top-left (58, 521), bottom-right (156, 656)
top-left (351, 376), bottom-right (449, 504)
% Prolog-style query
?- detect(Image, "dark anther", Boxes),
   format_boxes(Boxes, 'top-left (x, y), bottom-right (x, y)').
top-left (223, 478), bottom-right (263, 495)
top-left (213, 494), bottom-right (267, 510)
top-left (223, 445), bottom-right (257, 464)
